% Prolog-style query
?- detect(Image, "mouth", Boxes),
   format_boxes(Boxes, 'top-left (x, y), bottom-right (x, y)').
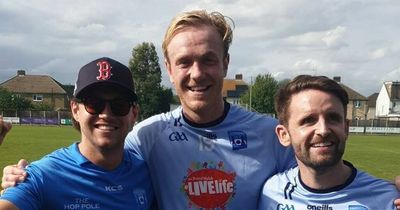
top-left (187, 85), bottom-right (210, 92)
top-left (310, 141), bottom-right (334, 148)
top-left (95, 124), bottom-right (118, 131)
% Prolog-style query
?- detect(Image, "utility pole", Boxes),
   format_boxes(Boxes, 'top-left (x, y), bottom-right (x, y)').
top-left (249, 76), bottom-right (252, 111)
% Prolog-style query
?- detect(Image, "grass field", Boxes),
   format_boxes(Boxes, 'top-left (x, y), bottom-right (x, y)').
top-left (0, 125), bottom-right (79, 182)
top-left (343, 134), bottom-right (400, 181)
top-left (0, 125), bottom-right (399, 186)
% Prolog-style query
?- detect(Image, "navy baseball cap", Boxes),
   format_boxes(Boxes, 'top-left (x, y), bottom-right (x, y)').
top-left (73, 57), bottom-right (137, 101)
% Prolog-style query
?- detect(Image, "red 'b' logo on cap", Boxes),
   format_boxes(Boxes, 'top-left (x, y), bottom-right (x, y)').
top-left (96, 61), bottom-right (112, 80)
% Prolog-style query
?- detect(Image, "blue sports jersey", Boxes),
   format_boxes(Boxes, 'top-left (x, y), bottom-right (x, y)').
top-left (0, 143), bottom-right (153, 210)
top-left (258, 161), bottom-right (399, 210)
top-left (125, 103), bottom-right (296, 210)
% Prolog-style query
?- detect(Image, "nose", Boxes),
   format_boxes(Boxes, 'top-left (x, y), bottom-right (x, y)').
top-left (98, 102), bottom-right (113, 117)
top-left (189, 62), bottom-right (204, 80)
top-left (315, 119), bottom-right (331, 137)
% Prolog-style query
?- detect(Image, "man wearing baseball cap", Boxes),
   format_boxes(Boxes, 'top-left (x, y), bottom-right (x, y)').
top-left (0, 57), bottom-right (153, 210)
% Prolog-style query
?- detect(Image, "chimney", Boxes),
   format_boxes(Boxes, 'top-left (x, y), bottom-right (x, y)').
top-left (235, 74), bottom-right (243, 80)
top-left (17, 70), bottom-right (26, 76)
top-left (333, 76), bottom-right (341, 82)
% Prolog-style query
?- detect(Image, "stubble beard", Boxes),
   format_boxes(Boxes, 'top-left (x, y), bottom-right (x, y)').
top-left (296, 136), bottom-right (345, 173)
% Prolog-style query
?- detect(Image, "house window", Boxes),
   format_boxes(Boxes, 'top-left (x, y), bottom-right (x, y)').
top-left (353, 100), bottom-right (361, 108)
top-left (33, 94), bottom-right (43, 101)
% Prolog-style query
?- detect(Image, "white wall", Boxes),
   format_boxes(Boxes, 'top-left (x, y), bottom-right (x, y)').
top-left (376, 84), bottom-right (390, 117)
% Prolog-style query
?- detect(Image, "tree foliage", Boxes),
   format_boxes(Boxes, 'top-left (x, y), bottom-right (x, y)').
top-left (32, 102), bottom-right (53, 111)
top-left (240, 74), bottom-right (279, 114)
top-left (129, 42), bottom-right (173, 120)
top-left (0, 87), bottom-right (32, 111)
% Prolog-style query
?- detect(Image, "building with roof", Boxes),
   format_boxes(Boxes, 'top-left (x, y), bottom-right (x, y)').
top-left (222, 74), bottom-right (248, 104)
top-left (333, 77), bottom-right (368, 120)
top-left (366, 93), bottom-right (379, 120)
top-left (0, 70), bottom-right (68, 111)
top-left (376, 81), bottom-right (400, 118)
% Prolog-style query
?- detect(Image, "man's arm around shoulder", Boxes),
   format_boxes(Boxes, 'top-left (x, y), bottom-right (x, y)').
top-left (0, 200), bottom-right (19, 210)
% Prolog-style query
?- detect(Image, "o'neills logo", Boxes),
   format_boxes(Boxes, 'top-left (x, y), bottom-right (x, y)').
top-left (182, 161), bottom-right (236, 209)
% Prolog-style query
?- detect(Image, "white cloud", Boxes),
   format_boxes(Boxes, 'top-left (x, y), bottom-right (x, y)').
top-left (0, 33), bottom-right (24, 47)
top-left (322, 26), bottom-right (347, 49)
top-left (284, 32), bottom-right (323, 48)
top-left (292, 59), bottom-right (320, 72)
top-left (368, 48), bottom-right (387, 60)
top-left (0, 0), bottom-right (400, 97)
top-left (382, 66), bottom-right (400, 82)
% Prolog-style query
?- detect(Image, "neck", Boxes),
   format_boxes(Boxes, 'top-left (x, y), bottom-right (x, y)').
top-left (78, 142), bottom-right (124, 171)
top-left (182, 99), bottom-right (226, 124)
top-left (298, 160), bottom-right (352, 190)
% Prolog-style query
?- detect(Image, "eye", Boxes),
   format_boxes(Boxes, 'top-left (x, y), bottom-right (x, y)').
top-left (203, 57), bottom-right (217, 65)
top-left (201, 54), bottom-right (218, 65)
top-left (327, 113), bottom-right (343, 124)
top-left (299, 116), bottom-right (317, 126)
top-left (176, 58), bottom-right (192, 68)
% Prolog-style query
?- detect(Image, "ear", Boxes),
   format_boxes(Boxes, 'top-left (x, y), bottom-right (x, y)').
top-left (165, 59), bottom-right (174, 84)
top-left (127, 105), bottom-right (140, 131)
top-left (130, 105), bottom-right (140, 122)
top-left (275, 124), bottom-right (291, 147)
top-left (70, 100), bottom-right (80, 122)
top-left (223, 54), bottom-right (229, 77)
top-left (344, 119), bottom-right (350, 140)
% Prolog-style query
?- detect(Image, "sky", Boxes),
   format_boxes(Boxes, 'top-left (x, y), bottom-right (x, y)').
top-left (1, 0), bottom-right (399, 97)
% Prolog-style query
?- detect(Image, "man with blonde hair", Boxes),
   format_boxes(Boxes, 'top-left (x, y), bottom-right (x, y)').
top-left (123, 10), bottom-right (295, 209)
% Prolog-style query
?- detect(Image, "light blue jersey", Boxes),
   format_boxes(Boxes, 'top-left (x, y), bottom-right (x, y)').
top-left (1, 143), bottom-right (153, 210)
top-left (125, 102), bottom-right (296, 210)
top-left (258, 161), bottom-right (399, 210)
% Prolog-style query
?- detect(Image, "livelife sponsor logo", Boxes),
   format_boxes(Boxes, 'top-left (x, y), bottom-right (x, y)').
top-left (186, 178), bottom-right (234, 195)
top-left (182, 161), bottom-right (236, 209)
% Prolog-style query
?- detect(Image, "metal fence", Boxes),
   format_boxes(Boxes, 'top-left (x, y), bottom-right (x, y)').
top-left (349, 119), bottom-right (400, 128)
top-left (1, 110), bottom-right (73, 125)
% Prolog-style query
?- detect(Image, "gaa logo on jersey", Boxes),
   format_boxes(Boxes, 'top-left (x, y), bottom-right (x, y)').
top-left (277, 203), bottom-right (295, 210)
top-left (182, 161), bottom-right (236, 209)
top-left (228, 131), bottom-right (247, 150)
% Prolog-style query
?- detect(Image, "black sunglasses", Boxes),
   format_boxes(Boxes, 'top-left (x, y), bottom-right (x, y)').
top-left (76, 97), bottom-right (135, 116)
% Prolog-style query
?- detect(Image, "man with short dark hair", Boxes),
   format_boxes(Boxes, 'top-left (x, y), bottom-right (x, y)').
top-left (258, 75), bottom-right (399, 209)
top-left (0, 57), bottom-right (153, 210)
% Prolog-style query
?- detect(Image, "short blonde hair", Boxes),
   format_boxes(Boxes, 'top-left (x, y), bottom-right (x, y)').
top-left (162, 10), bottom-right (234, 62)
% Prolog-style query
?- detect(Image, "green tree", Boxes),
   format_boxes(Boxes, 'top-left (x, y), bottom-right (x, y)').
top-left (0, 88), bottom-right (13, 110)
top-left (62, 84), bottom-right (75, 100)
top-left (129, 42), bottom-right (173, 120)
top-left (0, 87), bottom-right (32, 111)
top-left (240, 74), bottom-right (278, 114)
top-left (32, 102), bottom-right (53, 111)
